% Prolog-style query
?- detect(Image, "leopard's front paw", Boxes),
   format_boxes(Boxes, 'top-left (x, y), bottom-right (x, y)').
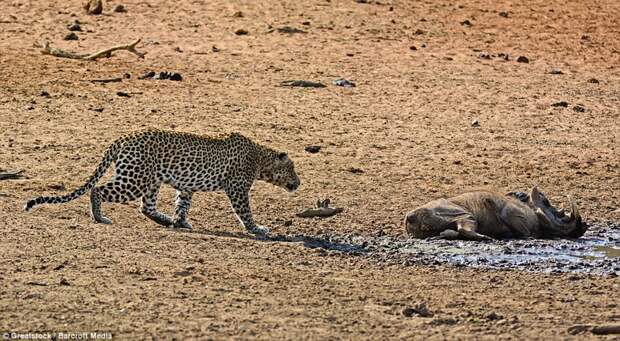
top-left (248, 225), bottom-right (270, 236)
top-left (173, 219), bottom-right (193, 230)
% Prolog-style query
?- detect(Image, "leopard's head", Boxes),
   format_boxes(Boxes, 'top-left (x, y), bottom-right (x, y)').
top-left (259, 152), bottom-right (300, 192)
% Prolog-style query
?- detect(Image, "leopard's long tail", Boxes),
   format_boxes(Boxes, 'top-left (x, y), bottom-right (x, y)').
top-left (24, 142), bottom-right (121, 212)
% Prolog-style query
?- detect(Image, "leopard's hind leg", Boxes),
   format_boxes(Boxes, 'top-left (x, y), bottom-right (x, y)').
top-left (140, 182), bottom-right (174, 227)
top-left (90, 175), bottom-right (142, 224)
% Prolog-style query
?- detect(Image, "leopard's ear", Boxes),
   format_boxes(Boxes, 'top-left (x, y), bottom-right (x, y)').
top-left (277, 152), bottom-right (289, 162)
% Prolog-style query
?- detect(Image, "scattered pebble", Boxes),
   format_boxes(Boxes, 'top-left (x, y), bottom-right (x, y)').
top-left (139, 71), bottom-right (183, 81)
top-left (63, 32), bottom-right (78, 40)
top-left (113, 4), bottom-right (126, 13)
top-left (59, 278), bottom-right (71, 286)
top-left (211, 46), bottom-right (220, 52)
top-left (67, 23), bottom-right (81, 31)
top-left (235, 28), bottom-right (249, 35)
top-left (116, 91), bottom-right (130, 97)
top-left (551, 101), bottom-right (569, 108)
top-left (414, 29), bottom-right (425, 35)
top-left (549, 68), bottom-right (563, 74)
top-left (573, 105), bottom-right (585, 113)
top-left (302, 21), bottom-right (311, 26)
top-left (402, 303), bottom-right (433, 318)
top-left (305, 146), bottom-right (322, 153)
top-left (499, 11), bottom-right (509, 18)
top-left (40, 91), bottom-right (50, 97)
top-left (588, 78), bottom-right (600, 84)
top-left (410, 46), bottom-right (417, 51)
top-left (284, 220), bottom-right (293, 227)
top-left (280, 80), bottom-right (326, 88)
top-left (232, 11), bottom-right (243, 18)
top-left (471, 119), bottom-right (479, 127)
top-left (332, 78), bottom-right (356, 87)
top-left (460, 19), bottom-right (473, 27)
top-left (479, 53), bottom-right (491, 60)
top-left (516, 56), bottom-right (529, 63)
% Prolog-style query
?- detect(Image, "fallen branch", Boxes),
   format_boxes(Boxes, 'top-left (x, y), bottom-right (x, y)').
top-left (40, 38), bottom-right (145, 61)
top-left (0, 169), bottom-right (25, 181)
top-left (89, 77), bottom-right (123, 83)
top-left (297, 198), bottom-right (344, 218)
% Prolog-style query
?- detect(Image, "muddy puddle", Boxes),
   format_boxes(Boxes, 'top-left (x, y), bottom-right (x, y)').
top-left (269, 221), bottom-right (620, 276)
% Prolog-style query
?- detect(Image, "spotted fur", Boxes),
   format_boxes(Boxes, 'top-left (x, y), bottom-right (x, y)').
top-left (24, 130), bottom-right (300, 235)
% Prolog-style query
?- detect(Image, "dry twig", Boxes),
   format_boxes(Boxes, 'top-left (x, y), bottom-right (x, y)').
top-left (40, 39), bottom-right (145, 61)
top-left (0, 169), bottom-right (25, 181)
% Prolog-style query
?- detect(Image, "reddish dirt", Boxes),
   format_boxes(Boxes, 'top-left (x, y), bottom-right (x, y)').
top-left (1, 0), bottom-right (619, 339)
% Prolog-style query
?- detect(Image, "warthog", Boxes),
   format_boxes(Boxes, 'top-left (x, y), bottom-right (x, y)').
top-left (404, 187), bottom-right (587, 240)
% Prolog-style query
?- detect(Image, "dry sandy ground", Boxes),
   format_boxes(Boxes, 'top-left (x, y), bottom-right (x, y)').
top-left (1, 0), bottom-right (619, 339)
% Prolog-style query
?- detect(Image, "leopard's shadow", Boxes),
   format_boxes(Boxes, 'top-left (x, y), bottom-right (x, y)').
top-left (170, 228), bottom-right (367, 254)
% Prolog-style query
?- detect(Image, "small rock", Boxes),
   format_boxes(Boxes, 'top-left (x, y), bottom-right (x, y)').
top-left (332, 78), bottom-right (356, 87)
top-left (551, 101), bottom-right (569, 108)
top-left (305, 145), bottom-right (321, 153)
top-left (68, 23), bottom-right (81, 31)
top-left (84, 0), bottom-right (102, 15)
top-left (90, 107), bottom-right (104, 113)
top-left (498, 52), bottom-right (510, 60)
top-left (516, 56), bottom-right (529, 63)
top-left (235, 28), bottom-right (249, 35)
top-left (471, 119), bottom-right (479, 127)
top-left (587, 78), bottom-right (599, 84)
top-left (348, 167), bottom-right (364, 174)
top-left (40, 91), bottom-right (50, 97)
top-left (414, 29), bottom-right (425, 35)
top-left (232, 11), bottom-right (243, 18)
top-left (302, 21), bottom-right (311, 26)
top-left (549, 68), bottom-right (563, 74)
top-left (113, 4), bottom-right (126, 13)
top-left (64, 32), bottom-right (79, 40)
top-left (346, 52), bottom-right (355, 57)
top-left (573, 105), bottom-right (585, 113)
top-left (479, 53), bottom-right (491, 59)
top-left (402, 307), bottom-right (416, 317)
top-left (410, 46), bottom-right (417, 51)
top-left (212, 46), bottom-right (220, 52)
top-left (59, 278), bottom-right (71, 286)
top-left (116, 91), bottom-right (130, 97)
top-left (486, 312), bottom-right (504, 320)
top-left (284, 220), bottom-right (293, 227)
top-left (499, 11), bottom-right (509, 18)
top-left (460, 19), bottom-right (473, 27)
top-left (174, 47), bottom-right (183, 53)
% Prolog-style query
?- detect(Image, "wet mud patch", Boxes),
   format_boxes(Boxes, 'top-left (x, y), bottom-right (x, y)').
top-left (270, 221), bottom-right (620, 276)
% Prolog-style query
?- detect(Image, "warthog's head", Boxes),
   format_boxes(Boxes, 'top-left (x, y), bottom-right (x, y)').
top-left (518, 187), bottom-right (587, 238)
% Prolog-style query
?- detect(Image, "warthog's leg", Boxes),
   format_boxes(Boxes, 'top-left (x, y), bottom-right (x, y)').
top-left (455, 218), bottom-right (494, 241)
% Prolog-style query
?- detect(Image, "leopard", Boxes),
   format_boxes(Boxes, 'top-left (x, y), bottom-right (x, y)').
top-left (24, 130), bottom-right (300, 235)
